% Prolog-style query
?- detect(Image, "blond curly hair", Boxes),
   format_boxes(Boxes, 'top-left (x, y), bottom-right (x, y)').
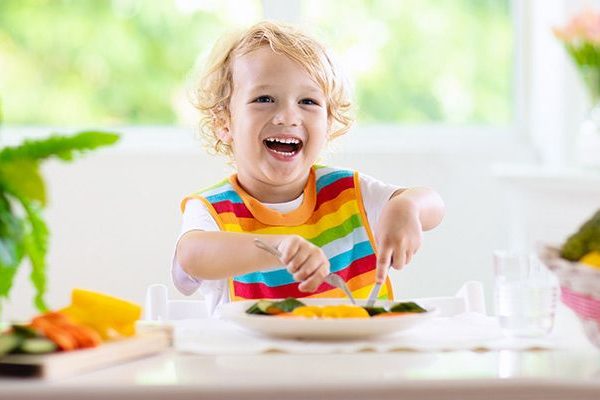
top-left (193, 21), bottom-right (354, 157)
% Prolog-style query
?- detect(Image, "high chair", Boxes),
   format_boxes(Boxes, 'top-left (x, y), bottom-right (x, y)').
top-left (144, 281), bottom-right (486, 321)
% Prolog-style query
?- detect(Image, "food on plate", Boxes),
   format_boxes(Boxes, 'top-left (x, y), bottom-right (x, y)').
top-left (245, 298), bottom-right (427, 318)
top-left (290, 305), bottom-right (370, 318)
top-left (245, 298), bottom-right (306, 316)
top-left (560, 209), bottom-right (600, 262)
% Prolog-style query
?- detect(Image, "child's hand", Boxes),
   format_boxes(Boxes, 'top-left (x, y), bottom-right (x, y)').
top-left (277, 235), bottom-right (330, 292)
top-left (374, 198), bottom-right (423, 283)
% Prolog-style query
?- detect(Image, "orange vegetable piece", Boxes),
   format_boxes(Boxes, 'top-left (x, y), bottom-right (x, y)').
top-left (30, 311), bottom-right (103, 350)
top-left (373, 312), bottom-right (410, 318)
top-left (274, 312), bottom-right (301, 318)
top-left (30, 315), bottom-right (77, 351)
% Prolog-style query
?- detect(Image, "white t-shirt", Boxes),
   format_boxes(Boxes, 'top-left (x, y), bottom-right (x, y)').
top-left (171, 173), bottom-right (400, 314)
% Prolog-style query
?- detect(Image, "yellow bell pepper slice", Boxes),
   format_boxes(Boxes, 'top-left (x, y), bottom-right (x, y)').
top-left (60, 289), bottom-right (142, 339)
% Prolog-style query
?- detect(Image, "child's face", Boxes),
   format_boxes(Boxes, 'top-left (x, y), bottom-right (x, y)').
top-left (222, 46), bottom-right (328, 199)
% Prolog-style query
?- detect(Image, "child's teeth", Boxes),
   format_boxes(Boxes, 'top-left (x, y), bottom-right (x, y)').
top-left (266, 137), bottom-right (300, 144)
top-left (272, 149), bottom-right (295, 156)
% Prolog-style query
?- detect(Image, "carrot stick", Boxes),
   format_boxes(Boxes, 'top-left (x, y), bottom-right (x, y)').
top-left (61, 324), bottom-right (102, 348)
top-left (30, 318), bottom-right (77, 351)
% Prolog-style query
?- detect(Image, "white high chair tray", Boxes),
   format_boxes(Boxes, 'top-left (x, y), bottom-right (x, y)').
top-left (220, 298), bottom-right (436, 340)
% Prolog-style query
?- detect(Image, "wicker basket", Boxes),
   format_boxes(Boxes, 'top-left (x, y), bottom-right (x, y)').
top-left (538, 245), bottom-right (600, 348)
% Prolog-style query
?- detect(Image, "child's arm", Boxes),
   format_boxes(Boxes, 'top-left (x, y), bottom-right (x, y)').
top-left (176, 232), bottom-right (330, 292)
top-left (374, 187), bottom-right (445, 283)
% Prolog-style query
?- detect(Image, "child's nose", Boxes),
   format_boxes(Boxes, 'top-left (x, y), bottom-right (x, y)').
top-left (272, 103), bottom-right (301, 126)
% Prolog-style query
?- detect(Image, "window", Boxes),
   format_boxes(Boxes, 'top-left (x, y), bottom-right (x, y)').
top-left (302, 0), bottom-right (514, 126)
top-left (0, 0), bottom-right (262, 126)
top-left (0, 0), bottom-right (514, 129)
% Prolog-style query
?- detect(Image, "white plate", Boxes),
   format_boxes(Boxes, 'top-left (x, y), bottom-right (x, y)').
top-left (220, 298), bottom-right (436, 340)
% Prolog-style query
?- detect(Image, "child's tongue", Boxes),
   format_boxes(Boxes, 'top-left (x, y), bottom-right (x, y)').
top-left (268, 142), bottom-right (296, 152)
top-left (264, 140), bottom-right (301, 153)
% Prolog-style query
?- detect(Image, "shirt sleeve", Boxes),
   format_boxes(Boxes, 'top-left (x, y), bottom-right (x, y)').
top-left (359, 173), bottom-right (402, 236)
top-left (171, 200), bottom-right (228, 312)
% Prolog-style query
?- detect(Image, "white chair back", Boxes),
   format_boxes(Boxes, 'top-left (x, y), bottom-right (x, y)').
top-left (409, 281), bottom-right (486, 317)
top-left (144, 284), bottom-right (209, 321)
top-left (144, 281), bottom-right (486, 320)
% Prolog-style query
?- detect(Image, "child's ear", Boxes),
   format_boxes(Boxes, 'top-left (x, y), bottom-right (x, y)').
top-left (217, 127), bottom-right (232, 144)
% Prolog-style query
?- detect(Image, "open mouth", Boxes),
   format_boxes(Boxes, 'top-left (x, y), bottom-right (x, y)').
top-left (263, 137), bottom-right (304, 157)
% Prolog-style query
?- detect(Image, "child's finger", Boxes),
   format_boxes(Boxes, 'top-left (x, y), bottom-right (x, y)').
top-left (292, 258), bottom-right (313, 281)
top-left (292, 254), bottom-right (325, 282)
top-left (286, 250), bottom-right (311, 274)
top-left (279, 237), bottom-right (301, 264)
top-left (298, 262), bottom-right (328, 292)
top-left (391, 250), bottom-right (406, 270)
top-left (376, 248), bottom-right (392, 283)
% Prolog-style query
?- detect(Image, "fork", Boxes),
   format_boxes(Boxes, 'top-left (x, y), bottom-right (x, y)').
top-left (253, 238), bottom-right (357, 305)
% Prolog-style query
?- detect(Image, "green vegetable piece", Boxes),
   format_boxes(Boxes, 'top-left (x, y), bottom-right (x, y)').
top-left (12, 324), bottom-right (41, 339)
top-left (561, 209), bottom-right (600, 261)
top-left (363, 306), bottom-right (388, 316)
top-left (271, 298), bottom-right (305, 313)
top-left (19, 337), bottom-right (57, 354)
top-left (246, 300), bottom-right (276, 315)
top-left (389, 301), bottom-right (427, 313)
top-left (245, 303), bottom-right (261, 315)
top-left (0, 333), bottom-right (22, 356)
top-left (257, 300), bottom-right (276, 314)
top-left (245, 298), bottom-right (306, 315)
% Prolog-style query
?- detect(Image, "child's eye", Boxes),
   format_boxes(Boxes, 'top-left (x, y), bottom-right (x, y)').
top-left (300, 98), bottom-right (319, 106)
top-left (254, 96), bottom-right (274, 103)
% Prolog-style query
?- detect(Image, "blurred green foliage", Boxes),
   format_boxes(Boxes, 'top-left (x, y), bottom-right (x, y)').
top-left (308, 0), bottom-right (513, 124)
top-left (0, 0), bottom-right (512, 126)
top-left (0, 0), bottom-right (250, 125)
top-left (0, 131), bottom-right (120, 313)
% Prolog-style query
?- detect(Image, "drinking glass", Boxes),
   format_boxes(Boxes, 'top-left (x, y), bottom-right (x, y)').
top-left (494, 251), bottom-right (559, 337)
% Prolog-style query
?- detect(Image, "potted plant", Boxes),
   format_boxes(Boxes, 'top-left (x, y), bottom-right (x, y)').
top-left (0, 129), bottom-right (119, 317)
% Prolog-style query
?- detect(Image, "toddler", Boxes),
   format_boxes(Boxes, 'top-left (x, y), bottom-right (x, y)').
top-left (172, 21), bottom-right (445, 313)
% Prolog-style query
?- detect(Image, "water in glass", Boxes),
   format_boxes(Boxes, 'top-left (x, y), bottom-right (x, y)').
top-left (494, 251), bottom-right (558, 337)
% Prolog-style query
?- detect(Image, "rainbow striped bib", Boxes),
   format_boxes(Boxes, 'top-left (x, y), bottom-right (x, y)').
top-left (182, 165), bottom-right (393, 301)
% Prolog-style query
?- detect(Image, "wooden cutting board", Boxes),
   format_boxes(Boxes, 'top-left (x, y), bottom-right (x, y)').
top-left (0, 324), bottom-right (172, 380)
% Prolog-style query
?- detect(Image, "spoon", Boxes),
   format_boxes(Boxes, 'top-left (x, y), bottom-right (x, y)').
top-left (253, 238), bottom-right (357, 305)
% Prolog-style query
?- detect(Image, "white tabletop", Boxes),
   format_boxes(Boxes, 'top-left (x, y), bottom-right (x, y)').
top-left (2, 306), bottom-right (600, 400)
top-left (1, 349), bottom-right (600, 400)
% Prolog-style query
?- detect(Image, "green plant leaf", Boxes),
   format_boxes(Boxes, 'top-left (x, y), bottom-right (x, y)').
top-left (0, 131), bottom-right (120, 163)
top-left (0, 194), bottom-right (25, 299)
top-left (0, 130), bottom-right (119, 315)
top-left (0, 160), bottom-right (46, 205)
top-left (20, 199), bottom-right (49, 312)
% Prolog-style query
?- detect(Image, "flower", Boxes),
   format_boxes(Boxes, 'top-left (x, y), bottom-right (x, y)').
top-left (554, 8), bottom-right (600, 46)
top-left (554, 8), bottom-right (600, 102)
